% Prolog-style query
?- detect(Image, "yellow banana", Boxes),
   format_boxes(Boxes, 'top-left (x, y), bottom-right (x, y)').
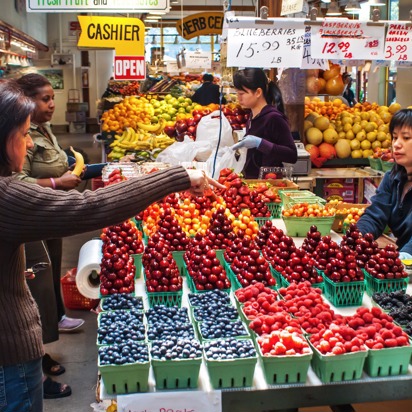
top-left (70, 146), bottom-right (84, 177)
top-left (137, 121), bottom-right (162, 133)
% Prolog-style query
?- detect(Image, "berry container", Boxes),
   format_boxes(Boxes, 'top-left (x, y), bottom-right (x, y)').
top-left (254, 216), bottom-right (272, 228)
top-left (172, 250), bottom-right (186, 276)
top-left (143, 271), bottom-right (183, 307)
top-left (309, 342), bottom-right (368, 383)
top-left (204, 339), bottom-right (257, 389)
top-left (195, 318), bottom-right (250, 342)
top-left (282, 215), bottom-right (335, 237)
top-left (100, 295), bottom-right (144, 312)
top-left (152, 356), bottom-right (202, 389)
top-left (185, 266), bottom-right (231, 295)
top-left (132, 253), bottom-right (142, 279)
top-left (257, 344), bottom-right (313, 384)
top-left (381, 159), bottom-right (395, 172)
top-left (321, 272), bottom-right (365, 307)
top-left (364, 344), bottom-right (412, 377)
top-left (98, 355), bottom-right (150, 394)
top-left (267, 202), bottom-right (282, 218)
top-left (364, 270), bottom-right (408, 296)
top-left (269, 264), bottom-right (290, 289)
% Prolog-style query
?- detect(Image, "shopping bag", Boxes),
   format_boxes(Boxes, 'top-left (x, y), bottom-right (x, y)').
top-left (156, 136), bottom-right (203, 165)
top-left (206, 146), bottom-right (247, 179)
top-left (195, 110), bottom-right (234, 161)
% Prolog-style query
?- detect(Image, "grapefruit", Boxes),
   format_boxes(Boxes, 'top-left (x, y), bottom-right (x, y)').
top-left (306, 127), bottom-right (323, 145)
top-left (389, 102), bottom-right (401, 114)
top-left (314, 116), bottom-right (330, 131)
top-left (335, 139), bottom-right (351, 159)
top-left (323, 128), bottom-right (339, 145)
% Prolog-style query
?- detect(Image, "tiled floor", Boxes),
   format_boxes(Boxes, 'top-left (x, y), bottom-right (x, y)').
top-left (45, 132), bottom-right (412, 412)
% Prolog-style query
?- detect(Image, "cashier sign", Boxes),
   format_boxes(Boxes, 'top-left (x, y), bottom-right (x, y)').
top-left (77, 15), bottom-right (145, 80)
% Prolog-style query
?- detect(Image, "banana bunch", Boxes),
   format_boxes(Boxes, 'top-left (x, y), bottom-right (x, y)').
top-left (136, 118), bottom-right (166, 135)
top-left (70, 146), bottom-right (85, 176)
top-left (151, 133), bottom-right (176, 150)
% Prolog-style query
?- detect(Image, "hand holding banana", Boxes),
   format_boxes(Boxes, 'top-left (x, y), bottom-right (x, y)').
top-left (70, 146), bottom-right (85, 177)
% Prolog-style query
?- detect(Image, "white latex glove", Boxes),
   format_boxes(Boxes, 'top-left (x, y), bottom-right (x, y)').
top-left (185, 169), bottom-right (225, 196)
top-left (399, 252), bottom-right (412, 260)
top-left (231, 135), bottom-right (262, 150)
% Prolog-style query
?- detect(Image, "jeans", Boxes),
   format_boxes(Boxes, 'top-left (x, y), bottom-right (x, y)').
top-left (0, 358), bottom-right (43, 412)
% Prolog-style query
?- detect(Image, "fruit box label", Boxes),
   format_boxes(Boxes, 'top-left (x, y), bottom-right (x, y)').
top-left (324, 178), bottom-right (354, 187)
top-left (117, 391), bottom-right (222, 412)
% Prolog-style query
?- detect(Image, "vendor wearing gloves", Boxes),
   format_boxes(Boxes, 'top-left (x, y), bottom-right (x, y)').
top-left (357, 109), bottom-right (412, 260)
top-left (231, 68), bottom-right (297, 178)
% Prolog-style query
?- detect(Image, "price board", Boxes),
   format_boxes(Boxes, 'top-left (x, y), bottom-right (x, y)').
top-left (281, 0), bottom-right (304, 16)
top-left (185, 51), bottom-right (212, 69)
top-left (226, 17), bottom-right (305, 68)
top-left (311, 20), bottom-right (385, 60)
top-left (384, 23), bottom-right (412, 62)
top-left (301, 26), bottom-right (328, 69)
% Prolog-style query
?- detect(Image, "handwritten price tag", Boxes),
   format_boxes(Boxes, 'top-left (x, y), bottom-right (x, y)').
top-left (281, 0), bottom-right (304, 16)
top-left (384, 23), bottom-right (412, 62)
top-left (226, 18), bottom-right (305, 68)
top-left (311, 20), bottom-right (385, 60)
top-left (118, 391), bottom-right (222, 412)
top-left (301, 26), bottom-right (328, 69)
top-left (185, 51), bottom-right (212, 69)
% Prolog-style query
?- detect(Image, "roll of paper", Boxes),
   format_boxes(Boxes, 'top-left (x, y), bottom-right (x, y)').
top-left (76, 238), bottom-right (102, 299)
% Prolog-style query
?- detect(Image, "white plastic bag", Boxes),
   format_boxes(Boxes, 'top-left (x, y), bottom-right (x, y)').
top-left (206, 146), bottom-right (247, 179)
top-left (195, 110), bottom-right (234, 161)
top-left (156, 136), bottom-right (200, 165)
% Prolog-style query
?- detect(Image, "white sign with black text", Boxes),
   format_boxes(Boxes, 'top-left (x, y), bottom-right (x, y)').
top-left (185, 51), bottom-right (212, 69)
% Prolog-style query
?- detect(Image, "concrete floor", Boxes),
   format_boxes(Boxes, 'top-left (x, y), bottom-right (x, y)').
top-left (44, 132), bottom-right (412, 412)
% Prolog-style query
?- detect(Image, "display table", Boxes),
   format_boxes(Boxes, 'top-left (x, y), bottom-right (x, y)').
top-left (98, 219), bottom-right (412, 412)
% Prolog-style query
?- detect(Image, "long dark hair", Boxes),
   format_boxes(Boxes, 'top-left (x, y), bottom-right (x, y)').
top-left (389, 109), bottom-right (412, 179)
top-left (16, 73), bottom-right (51, 98)
top-left (233, 68), bottom-right (285, 114)
top-left (0, 80), bottom-right (35, 176)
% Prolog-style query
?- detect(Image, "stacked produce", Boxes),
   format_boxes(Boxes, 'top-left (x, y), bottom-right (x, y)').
top-left (305, 63), bottom-right (345, 97)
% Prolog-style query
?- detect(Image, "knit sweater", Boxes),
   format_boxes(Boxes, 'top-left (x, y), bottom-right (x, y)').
top-left (0, 166), bottom-right (190, 366)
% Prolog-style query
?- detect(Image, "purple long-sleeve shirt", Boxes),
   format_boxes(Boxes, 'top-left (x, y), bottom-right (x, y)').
top-left (243, 105), bottom-right (297, 178)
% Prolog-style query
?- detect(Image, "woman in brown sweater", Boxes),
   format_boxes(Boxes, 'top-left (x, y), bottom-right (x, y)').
top-left (0, 79), bottom-right (220, 412)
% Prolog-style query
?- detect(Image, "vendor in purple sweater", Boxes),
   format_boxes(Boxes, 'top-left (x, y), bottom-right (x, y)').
top-left (231, 68), bottom-right (297, 178)
top-left (357, 109), bottom-right (412, 260)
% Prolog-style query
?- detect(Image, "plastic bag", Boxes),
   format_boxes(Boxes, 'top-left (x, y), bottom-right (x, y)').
top-left (206, 146), bottom-right (247, 179)
top-left (156, 137), bottom-right (201, 165)
top-left (195, 110), bottom-right (234, 161)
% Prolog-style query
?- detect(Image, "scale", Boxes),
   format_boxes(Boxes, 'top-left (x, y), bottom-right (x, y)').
top-left (284, 142), bottom-right (311, 176)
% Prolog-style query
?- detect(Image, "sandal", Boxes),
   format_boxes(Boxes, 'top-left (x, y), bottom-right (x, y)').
top-left (42, 354), bottom-right (65, 376)
top-left (43, 377), bottom-right (72, 399)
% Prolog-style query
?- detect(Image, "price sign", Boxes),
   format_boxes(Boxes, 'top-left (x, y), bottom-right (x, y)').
top-left (118, 391), bottom-right (222, 412)
top-left (384, 23), bottom-right (412, 62)
top-left (301, 26), bottom-right (328, 69)
top-left (311, 20), bottom-right (385, 60)
top-left (227, 18), bottom-right (305, 68)
top-left (281, 0), bottom-right (304, 16)
top-left (185, 51), bottom-right (212, 69)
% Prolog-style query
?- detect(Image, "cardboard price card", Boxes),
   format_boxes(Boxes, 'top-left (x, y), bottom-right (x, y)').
top-left (384, 23), bottom-right (412, 62)
top-left (301, 26), bottom-right (329, 69)
top-left (226, 17), bottom-right (305, 68)
top-left (311, 20), bottom-right (385, 60)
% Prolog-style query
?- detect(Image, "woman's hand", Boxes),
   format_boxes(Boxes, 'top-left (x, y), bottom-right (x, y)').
top-left (185, 169), bottom-right (225, 196)
top-left (231, 135), bottom-right (262, 150)
top-left (58, 171), bottom-right (82, 190)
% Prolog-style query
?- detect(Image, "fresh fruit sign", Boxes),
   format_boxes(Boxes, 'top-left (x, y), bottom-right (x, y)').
top-left (77, 16), bottom-right (145, 80)
top-left (311, 20), bottom-right (385, 60)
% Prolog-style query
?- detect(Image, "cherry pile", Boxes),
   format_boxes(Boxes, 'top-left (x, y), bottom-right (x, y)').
top-left (262, 227), bottom-right (296, 272)
top-left (365, 244), bottom-right (408, 280)
top-left (254, 220), bottom-right (274, 249)
top-left (301, 225), bottom-right (322, 254)
top-left (205, 207), bottom-right (236, 250)
top-left (282, 248), bottom-right (323, 285)
top-left (143, 239), bottom-right (182, 293)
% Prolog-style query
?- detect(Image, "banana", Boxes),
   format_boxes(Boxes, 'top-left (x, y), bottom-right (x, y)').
top-left (70, 146), bottom-right (84, 176)
top-left (137, 121), bottom-right (162, 133)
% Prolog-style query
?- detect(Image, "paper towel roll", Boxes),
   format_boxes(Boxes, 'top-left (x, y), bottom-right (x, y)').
top-left (76, 238), bottom-right (102, 299)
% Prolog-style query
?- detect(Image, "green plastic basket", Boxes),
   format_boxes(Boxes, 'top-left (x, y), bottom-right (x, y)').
top-left (364, 345), bottom-right (412, 377)
top-left (152, 357), bottom-right (202, 389)
top-left (322, 272), bottom-right (365, 307)
top-left (205, 349), bottom-right (257, 389)
top-left (282, 215), bottom-right (335, 237)
top-left (196, 319), bottom-right (249, 342)
top-left (381, 160), bottom-right (395, 172)
top-left (143, 271), bottom-right (183, 307)
top-left (172, 250), bottom-right (186, 276)
top-left (279, 190), bottom-right (317, 204)
top-left (98, 358), bottom-right (150, 394)
top-left (281, 275), bottom-right (325, 293)
top-left (310, 343), bottom-right (368, 383)
top-left (368, 157), bottom-right (382, 171)
top-left (132, 253), bottom-right (142, 279)
top-left (132, 218), bottom-right (143, 232)
top-left (254, 216), bottom-right (272, 228)
top-left (267, 202), bottom-right (282, 219)
top-left (257, 344), bottom-right (313, 384)
top-left (269, 265), bottom-right (289, 288)
top-left (186, 268), bottom-right (231, 295)
top-left (364, 270), bottom-right (408, 296)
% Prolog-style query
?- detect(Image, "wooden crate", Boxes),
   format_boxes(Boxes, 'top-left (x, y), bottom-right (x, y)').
top-left (328, 203), bottom-right (369, 233)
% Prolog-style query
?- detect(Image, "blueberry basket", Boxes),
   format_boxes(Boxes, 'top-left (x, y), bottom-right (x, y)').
top-left (364, 270), bottom-right (408, 296)
top-left (100, 294), bottom-right (144, 312)
top-left (196, 318), bottom-right (249, 342)
top-left (322, 272), bottom-right (365, 307)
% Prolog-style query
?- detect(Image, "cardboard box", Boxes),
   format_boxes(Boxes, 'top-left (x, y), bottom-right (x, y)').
top-left (67, 102), bottom-right (89, 112)
top-left (324, 178), bottom-right (355, 187)
top-left (324, 185), bottom-right (355, 203)
top-left (69, 122), bottom-right (86, 134)
top-left (65, 111), bottom-right (86, 122)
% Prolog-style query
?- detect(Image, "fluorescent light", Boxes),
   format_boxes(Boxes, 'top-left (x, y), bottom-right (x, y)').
top-left (145, 19), bottom-right (159, 23)
top-left (147, 15), bottom-right (162, 19)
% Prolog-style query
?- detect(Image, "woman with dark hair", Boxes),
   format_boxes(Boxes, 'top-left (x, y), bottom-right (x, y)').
top-left (231, 68), bottom-right (297, 178)
top-left (357, 109), bottom-right (412, 259)
top-left (0, 78), bottom-right (220, 412)
top-left (191, 73), bottom-right (226, 106)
